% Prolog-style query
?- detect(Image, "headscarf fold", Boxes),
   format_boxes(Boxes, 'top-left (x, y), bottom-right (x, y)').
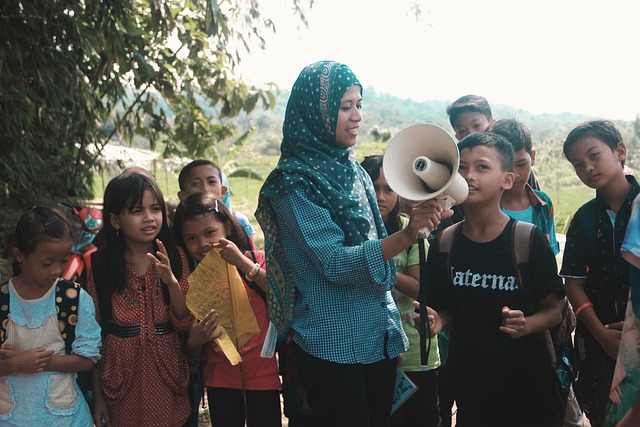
top-left (255, 60), bottom-right (389, 339)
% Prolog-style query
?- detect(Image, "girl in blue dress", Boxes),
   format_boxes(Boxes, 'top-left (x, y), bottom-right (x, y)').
top-left (0, 206), bottom-right (101, 426)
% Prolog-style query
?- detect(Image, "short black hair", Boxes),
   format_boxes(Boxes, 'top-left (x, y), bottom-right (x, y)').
top-left (178, 159), bottom-right (222, 191)
top-left (563, 120), bottom-right (625, 166)
top-left (458, 132), bottom-right (514, 172)
top-left (486, 119), bottom-right (533, 154)
top-left (446, 95), bottom-right (493, 128)
top-left (12, 206), bottom-right (71, 275)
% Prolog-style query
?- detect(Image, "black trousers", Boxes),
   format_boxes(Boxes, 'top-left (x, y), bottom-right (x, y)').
top-left (207, 387), bottom-right (282, 427)
top-left (295, 345), bottom-right (397, 427)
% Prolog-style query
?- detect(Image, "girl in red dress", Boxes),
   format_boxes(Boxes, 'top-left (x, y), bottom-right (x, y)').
top-left (88, 171), bottom-right (194, 427)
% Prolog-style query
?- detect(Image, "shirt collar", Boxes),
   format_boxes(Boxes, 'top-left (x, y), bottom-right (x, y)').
top-left (525, 183), bottom-right (547, 207)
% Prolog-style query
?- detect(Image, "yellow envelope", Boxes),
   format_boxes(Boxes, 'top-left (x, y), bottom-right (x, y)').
top-left (187, 249), bottom-right (261, 365)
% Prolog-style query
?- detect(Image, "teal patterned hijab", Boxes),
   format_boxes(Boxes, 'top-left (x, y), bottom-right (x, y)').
top-left (255, 60), bottom-right (389, 339)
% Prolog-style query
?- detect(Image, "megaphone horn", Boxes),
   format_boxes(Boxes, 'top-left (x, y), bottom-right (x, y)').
top-left (383, 123), bottom-right (468, 214)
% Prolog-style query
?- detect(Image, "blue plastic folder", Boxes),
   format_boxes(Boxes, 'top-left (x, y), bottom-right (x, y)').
top-left (391, 368), bottom-right (418, 414)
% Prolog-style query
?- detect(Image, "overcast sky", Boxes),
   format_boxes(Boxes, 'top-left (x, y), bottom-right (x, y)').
top-left (237, 0), bottom-right (640, 120)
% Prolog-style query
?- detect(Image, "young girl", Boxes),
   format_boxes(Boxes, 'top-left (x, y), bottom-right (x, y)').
top-left (361, 155), bottom-right (441, 427)
top-left (173, 192), bottom-right (281, 427)
top-left (88, 171), bottom-right (194, 427)
top-left (1, 206), bottom-right (101, 426)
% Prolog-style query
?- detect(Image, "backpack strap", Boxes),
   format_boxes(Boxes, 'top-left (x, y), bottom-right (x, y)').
top-left (55, 279), bottom-right (81, 355)
top-left (437, 221), bottom-right (464, 283)
top-left (0, 279), bottom-right (79, 355)
top-left (0, 282), bottom-right (9, 346)
top-left (511, 220), bottom-right (536, 296)
top-left (511, 220), bottom-right (563, 368)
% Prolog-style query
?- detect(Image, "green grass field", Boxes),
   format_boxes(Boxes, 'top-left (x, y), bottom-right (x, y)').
top-left (92, 144), bottom-right (598, 249)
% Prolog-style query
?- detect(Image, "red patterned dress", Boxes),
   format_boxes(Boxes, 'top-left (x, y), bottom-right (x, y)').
top-left (88, 249), bottom-right (194, 427)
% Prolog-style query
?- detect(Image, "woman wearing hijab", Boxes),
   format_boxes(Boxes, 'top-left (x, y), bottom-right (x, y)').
top-left (256, 60), bottom-right (451, 427)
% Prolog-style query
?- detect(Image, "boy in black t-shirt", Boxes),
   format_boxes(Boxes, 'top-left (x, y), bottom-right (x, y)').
top-left (422, 132), bottom-right (566, 427)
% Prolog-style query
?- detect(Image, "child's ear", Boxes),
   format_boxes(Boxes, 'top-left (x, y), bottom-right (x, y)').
top-left (530, 149), bottom-right (536, 166)
top-left (616, 142), bottom-right (627, 162)
top-left (11, 247), bottom-right (25, 264)
top-left (502, 171), bottom-right (515, 191)
top-left (220, 185), bottom-right (228, 198)
top-left (177, 190), bottom-right (187, 202)
top-left (224, 220), bottom-right (232, 238)
top-left (109, 213), bottom-right (121, 231)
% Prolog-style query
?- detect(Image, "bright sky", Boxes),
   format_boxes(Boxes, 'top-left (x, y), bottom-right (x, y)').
top-left (238, 0), bottom-right (640, 121)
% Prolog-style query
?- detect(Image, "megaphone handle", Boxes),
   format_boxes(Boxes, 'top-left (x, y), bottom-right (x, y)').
top-left (416, 227), bottom-right (431, 240)
top-left (415, 195), bottom-right (456, 239)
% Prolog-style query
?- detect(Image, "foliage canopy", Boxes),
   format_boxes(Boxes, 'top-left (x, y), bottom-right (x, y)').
top-left (0, 0), bottom-right (309, 254)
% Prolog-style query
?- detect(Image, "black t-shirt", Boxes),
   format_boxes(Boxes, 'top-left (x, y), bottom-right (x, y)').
top-left (426, 219), bottom-right (565, 414)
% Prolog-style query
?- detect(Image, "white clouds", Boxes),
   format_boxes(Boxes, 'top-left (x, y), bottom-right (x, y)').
top-left (238, 0), bottom-right (640, 120)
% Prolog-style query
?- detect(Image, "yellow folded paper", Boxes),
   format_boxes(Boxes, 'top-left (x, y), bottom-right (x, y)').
top-left (187, 249), bottom-right (260, 365)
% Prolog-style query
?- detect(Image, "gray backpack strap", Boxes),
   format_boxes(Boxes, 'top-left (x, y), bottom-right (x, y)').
top-left (512, 220), bottom-right (536, 291)
top-left (437, 221), bottom-right (463, 283)
top-left (511, 220), bottom-right (558, 366)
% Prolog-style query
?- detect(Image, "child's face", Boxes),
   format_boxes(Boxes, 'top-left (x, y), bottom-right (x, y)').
top-left (453, 112), bottom-right (493, 142)
top-left (566, 137), bottom-right (626, 190)
top-left (110, 189), bottom-right (163, 246)
top-left (371, 167), bottom-right (398, 222)
top-left (509, 148), bottom-right (536, 191)
top-left (181, 213), bottom-right (230, 262)
top-left (13, 238), bottom-right (72, 290)
top-left (459, 145), bottom-right (514, 205)
top-left (335, 85), bottom-right (363, 148)
top-left (178, 165), bottom-right (228, 201)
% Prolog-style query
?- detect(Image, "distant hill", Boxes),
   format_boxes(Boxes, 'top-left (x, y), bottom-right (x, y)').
top-left (240, 86), bottom-right (635, 156)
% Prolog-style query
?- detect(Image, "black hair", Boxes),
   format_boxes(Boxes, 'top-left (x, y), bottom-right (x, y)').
top-left (360, 155), bottom-right (402, 235)
top-left (178, 159), bottom-right (223, 191)
top-left (486, 119), bottom-right (533, 154)
top-left (173, 192), bottom-right (250, 271)
top-left (446, 95), bottom-right (493, 128)
top-left (12, 206), bottom-right (72, 275)
top-left (458, 132), bottom-right (514, 172)
top-left (563, 120), bottom-right (625, 166)
top-left (92, 172), bottom-right (181, 315)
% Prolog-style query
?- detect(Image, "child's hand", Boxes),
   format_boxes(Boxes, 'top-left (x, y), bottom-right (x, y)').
top-left (147, 239), bottom-right (179, 287)
top-left (411, 301), bottom-right (442, 336)
top-left (0, 344), bottom-right (54, 373)
top-left (596, 327), bottom-right (622, 360)
top-left (188, 309), bottom-right (222, 347)
top-left (605, 321), bottom-right (624, 331)
top-left (92, 392), bottom-right (111, 427)
top-left (213, 238), bottom-right (245, 267)
top-left (500, 306), bottom-right (527, 338)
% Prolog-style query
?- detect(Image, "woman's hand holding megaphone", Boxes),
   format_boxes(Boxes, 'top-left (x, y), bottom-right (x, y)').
top-left (406, 201), bottom-right (454, 240)
top-left (380, 201), bottom-right (453, 262)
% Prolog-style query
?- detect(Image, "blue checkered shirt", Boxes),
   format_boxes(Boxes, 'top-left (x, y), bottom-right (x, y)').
top-left (273, 186), bottom-right (408, 364)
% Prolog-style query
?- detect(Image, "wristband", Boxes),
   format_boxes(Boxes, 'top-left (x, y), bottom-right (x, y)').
top-left (246, 263), bottom-right (261, 281)
top-left (574, 301), bottom-right (594, 319)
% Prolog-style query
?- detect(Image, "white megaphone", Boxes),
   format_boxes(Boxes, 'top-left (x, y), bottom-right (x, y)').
top-left (383, 124), bottom-right (468, 237)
